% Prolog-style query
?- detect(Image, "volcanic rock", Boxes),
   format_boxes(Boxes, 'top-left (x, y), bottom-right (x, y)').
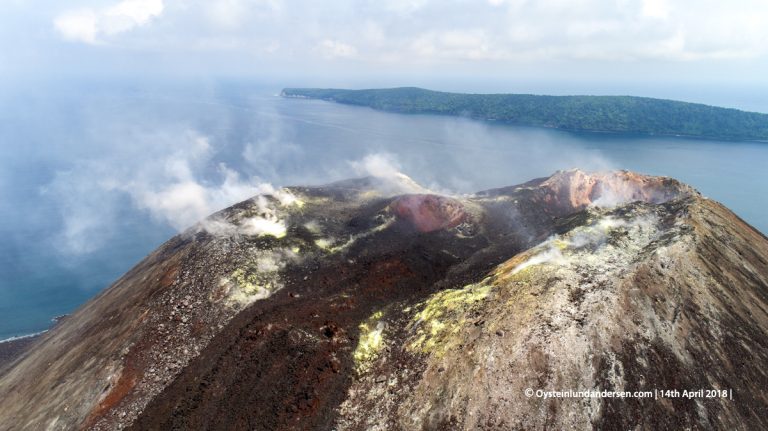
top-left (391, 194), bottom-right (467, 232)
top-left (0, 169), bottom-right (766, 431)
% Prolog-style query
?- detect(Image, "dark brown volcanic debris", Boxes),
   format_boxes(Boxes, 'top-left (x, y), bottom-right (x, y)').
top-left (1, 170), bottom-right (767, 431)
top-left (0, 336), bottom-right (39, 373)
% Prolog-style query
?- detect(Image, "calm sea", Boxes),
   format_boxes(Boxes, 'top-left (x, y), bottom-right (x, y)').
top-left (1, 80), bottom-right (767, 340)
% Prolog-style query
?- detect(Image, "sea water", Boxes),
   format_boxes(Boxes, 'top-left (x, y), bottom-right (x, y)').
top-left (1, 79), bottom-right (767, 340)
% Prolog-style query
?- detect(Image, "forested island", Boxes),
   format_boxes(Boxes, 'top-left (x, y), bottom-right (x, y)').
top-left (281, 87), bottom-right (768, 141)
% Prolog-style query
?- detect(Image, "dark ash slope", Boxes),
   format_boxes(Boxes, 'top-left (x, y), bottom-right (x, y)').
top-left (1, 170), bottom-right (767, 431)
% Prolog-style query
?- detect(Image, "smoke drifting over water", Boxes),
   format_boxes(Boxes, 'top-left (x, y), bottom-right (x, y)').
top-left (42, 129), bottom-right (274, 254)
top-left (34, 85), bottom-right (617, 258)
top-left (3, 80), bottom-right (768, 340)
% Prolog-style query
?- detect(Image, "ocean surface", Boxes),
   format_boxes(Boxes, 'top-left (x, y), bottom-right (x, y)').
top-left (1, 80), bottom-right (767, 341)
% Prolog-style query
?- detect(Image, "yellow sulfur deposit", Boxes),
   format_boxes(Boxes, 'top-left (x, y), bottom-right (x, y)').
top-left (353, 310), bottom-right (386, 373)
top-left (408, 283), bottom-right (492, 357)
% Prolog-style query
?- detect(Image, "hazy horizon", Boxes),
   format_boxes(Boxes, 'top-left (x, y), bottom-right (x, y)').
top-left (2, 0), bottom-right (768, 339)
top-left (3, 1), bottom-right (768, 94)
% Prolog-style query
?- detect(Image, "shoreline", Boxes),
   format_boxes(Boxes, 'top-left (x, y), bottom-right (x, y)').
top-left (0, 317), bottom-right (65, 372)
top-left (0, 333), bottom-right (42, 372)
top-left (0, 330), bottom-right (48, 345)
top-left (281, 90), bottom-right (768, 143)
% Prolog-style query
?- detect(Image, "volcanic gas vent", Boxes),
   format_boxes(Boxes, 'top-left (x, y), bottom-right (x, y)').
top-left (0, 170), bottom-right (765, 431)
top-left (391, 194), bottom-right (468, 233)
top-left (483, 169), bottom-right (696, 216)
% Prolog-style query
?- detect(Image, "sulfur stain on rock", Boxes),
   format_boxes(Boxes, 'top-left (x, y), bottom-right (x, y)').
top-left (4, 170), bottom-right (768, 431)
top-left (353, 310), bottom-right (386, 373)
top-left (408, 282), bottom-right (492, 357)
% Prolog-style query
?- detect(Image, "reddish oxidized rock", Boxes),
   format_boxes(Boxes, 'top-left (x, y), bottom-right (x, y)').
top-left (535, 170), bottom-right (691, 213)
top-left (6, 171), bottom-right (766, 431)
top-left (391, 194), bottom-right (467, 233)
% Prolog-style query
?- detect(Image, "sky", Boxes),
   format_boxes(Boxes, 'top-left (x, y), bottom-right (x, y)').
top-left (3, 0), bottom-right (768, 339)
top-left (2, 0), bottom-right (768, 93)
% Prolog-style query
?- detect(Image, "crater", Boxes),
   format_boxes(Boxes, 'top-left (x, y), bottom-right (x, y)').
top-left (391, 194), bottom-right (467, 233)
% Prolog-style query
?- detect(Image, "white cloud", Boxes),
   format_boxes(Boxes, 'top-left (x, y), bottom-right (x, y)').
top-left (411, 30), bottom-right (501, 61)
top-left (318, 39), bottom-right (358, 59)
top-left (264, 40), bottom-right (280, 53)
top-left (42, 0), bottom-right (768, 65)
top-left (107, 0), bottom-right (164, 25)
top-left (54, 10), bottom-right (98, 44)
top-left (54, 0), bottom-right (164, 44)
top-left (205, 0), bottom-right (282, 29)
top-left (382, 0), bottom-right (430, 14)
top-left (207, 0), bottom-right (250, 29)
top-left (641, 0), bottom-right (670, 19)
